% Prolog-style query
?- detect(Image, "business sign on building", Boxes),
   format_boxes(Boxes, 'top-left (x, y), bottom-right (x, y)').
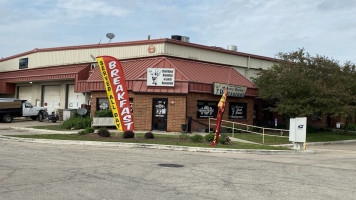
top-left (228, 103), bottom-right (247, 119)
top-left (147, 68), bottom-right (175, 87)
top-left (213, 83), bottom-right (247, 97)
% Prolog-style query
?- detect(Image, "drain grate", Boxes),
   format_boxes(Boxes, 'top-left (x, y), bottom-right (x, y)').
top-left (158, 163), bottom-right (184, 168)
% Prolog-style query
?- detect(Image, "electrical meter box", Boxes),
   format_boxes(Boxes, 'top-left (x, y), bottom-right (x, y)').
top-left (289, 117), bottom-right (307, 143)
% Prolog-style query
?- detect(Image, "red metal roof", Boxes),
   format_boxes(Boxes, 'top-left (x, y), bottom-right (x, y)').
top-left (0, 64), bottom-right (90, 94)
top-left (87, 57), bottom-right (162, 82)
top-left (167, 58), bottom-right (257, 88)
top-left (85, 56), bottom-right (258, 96)
top-left (0, 64), bottom-right (89, 82)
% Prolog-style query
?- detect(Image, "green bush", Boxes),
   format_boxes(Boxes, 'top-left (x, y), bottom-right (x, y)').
top-left (73, 109), bottom-right (91, 118)
top-left (346, 123), bottom-right (356, 131)
top-left (78, 130), bottom-right (88, 135)
top-left (123, 131), bottom-right (135, 139)
top-left (307, 125), bottom-right (318, 133)
top-left (144, 132), bottom-right (154, 139)
top-left (78, 127), bottom-right (94, 135)
top-left (84, 127), bottom-right (95, 133)
top-left (61, 117), bottom-right (92, 129)
top-left (94, 109), bottom-right (113, 117)
top-left (98, 128), bottom-right (110, 137)
top-left (190, 134), bottom-right (204, 143)
top-left (204, 133), bottom-right (215, 142)
top-left (219, 136), bottom-right (227, 145)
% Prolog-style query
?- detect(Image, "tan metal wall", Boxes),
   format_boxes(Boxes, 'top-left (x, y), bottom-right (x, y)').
top-left (164, 43), bottom-right (277, 70)
top-left (0, 44), bottom-right (165, 72)
top-left (0, 42), bottom-right (276, 78)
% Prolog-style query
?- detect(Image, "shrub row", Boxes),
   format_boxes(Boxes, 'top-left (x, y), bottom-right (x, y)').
top-left (78, 127), bottom-right (95, 135)
top-left (61, 117), bottom-right (92, 129)
top-left (94, 110), bottom-right (113, 117)
top-left (190, 133), bottom-right (229, 144)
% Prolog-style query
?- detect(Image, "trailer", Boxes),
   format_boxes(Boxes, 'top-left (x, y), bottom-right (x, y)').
top-left (0, 98), bottom-right (47, 123)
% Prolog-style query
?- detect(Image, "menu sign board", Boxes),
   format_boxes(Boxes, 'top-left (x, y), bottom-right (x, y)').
top-left (147, 68), bottom-right (175, 87)
top-left (213, 83), bottom-right (247, 97)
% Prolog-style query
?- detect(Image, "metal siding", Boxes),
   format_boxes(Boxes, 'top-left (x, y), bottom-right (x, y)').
top-left (0, 44), bottom-right (165, 72)
top-left (165, 43), bottom-right (276, 70)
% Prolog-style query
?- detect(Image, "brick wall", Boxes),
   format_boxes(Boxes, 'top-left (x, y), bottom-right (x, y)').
top-left (187, 93), bottom-right (255, 132)
top-left (91, 91), bottom-right (186, 132)
top-left (133, 94), bottom-right (186, 132)
top-left (91, 91), bottom-right (255, 132)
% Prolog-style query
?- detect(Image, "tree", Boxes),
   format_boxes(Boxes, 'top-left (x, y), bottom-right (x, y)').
top-left (253, 49), bottom-right (356, 129)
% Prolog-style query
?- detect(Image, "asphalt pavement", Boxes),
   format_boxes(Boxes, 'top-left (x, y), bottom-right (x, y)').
top-left (0, 140), bottom-right (355, 200)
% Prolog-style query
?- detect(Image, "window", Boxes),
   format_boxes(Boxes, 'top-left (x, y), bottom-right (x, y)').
top-left (19, 58), bottom-right (28, 69)
top-left (24, 102), bottom-right (32, 108)
top-left (228, 103), bottom-right (247, 119)
top-left (96, 98), bottom-right (109, 110)
top-left (197, 101), bottom-right (218, 118)
top-left (129, 98), bottom-right (133, 113)
top-left (96, 97), bottom-right (133, 112)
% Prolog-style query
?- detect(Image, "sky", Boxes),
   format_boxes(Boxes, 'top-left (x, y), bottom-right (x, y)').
top-left (1, 0), bottom-right (355, 64)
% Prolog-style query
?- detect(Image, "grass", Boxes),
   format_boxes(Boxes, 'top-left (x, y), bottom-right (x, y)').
top-left (225, 130), bottom-right (356, 145)
top-left (225, 133), bottom-right (290, 145)
top-left (306, 131), bottom-right (356, 142)
top-left (9, 133), bottom-right (290, 150)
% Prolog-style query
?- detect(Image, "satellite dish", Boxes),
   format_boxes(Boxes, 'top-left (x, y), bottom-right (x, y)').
top-left (106, 33), bottom-right (115, 43)
top-left (77, 108), bottom-right (88, 117)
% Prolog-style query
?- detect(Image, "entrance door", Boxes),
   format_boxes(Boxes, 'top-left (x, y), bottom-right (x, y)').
top-left (152, 98), bottom-right (168, 131)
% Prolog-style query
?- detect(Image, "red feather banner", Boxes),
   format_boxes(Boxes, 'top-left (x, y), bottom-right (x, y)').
top-left (210, 88), bottom-right (228, 146)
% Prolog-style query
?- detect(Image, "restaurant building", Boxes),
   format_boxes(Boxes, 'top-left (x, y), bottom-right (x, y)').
top-left (0, 37), bottom-right (278, 132)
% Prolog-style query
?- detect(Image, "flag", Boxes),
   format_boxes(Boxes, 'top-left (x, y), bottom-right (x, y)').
top-left (96, 56), bottom-right (134, 131)
top-left (210, 88), bottom-right (228, 146)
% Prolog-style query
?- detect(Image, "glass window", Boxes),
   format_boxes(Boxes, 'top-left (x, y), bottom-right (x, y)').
top-left (228, 103), bottom-right (247, 119)
top-left (19, 58), bottom-right (28, 69)
top-left (197, 101), bottom-right (218, 118)
top-left (129, 98), bottom-right (133, 113)
top-left (97, 98), bottom-right (133, 112)
top-left (97, 98), bottom-right (109, 110)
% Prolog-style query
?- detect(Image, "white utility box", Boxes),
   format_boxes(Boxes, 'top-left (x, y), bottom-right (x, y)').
top-left (289, 117), bottom-right (307, 150)
top-left (63, 109), bottom-right (75, 121)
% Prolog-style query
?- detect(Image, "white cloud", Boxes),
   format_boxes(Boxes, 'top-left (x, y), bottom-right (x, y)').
top-left (56, 0), bottom-right (129, 18)
top-left (0, 0), bottom-right (355, 63)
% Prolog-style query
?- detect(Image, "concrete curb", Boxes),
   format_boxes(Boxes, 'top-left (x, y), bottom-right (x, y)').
top-left (10, 127), bottom-right (77, 134)
top-left (273, 139), bottom-right (356, 147)
top-left (0, 135), bottom-right (314, 155)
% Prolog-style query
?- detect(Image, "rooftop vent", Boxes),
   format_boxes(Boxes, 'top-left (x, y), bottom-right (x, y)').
top-left (171, 35), bottom-right (190, 43)
top-left (227, 45), bottom-right (237, 51)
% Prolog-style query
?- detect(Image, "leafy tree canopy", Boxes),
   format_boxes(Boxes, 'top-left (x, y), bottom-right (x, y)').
top-left (253, 49), bottom-right (356, 119)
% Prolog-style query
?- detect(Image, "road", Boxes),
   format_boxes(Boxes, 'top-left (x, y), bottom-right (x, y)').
top-left (0, 132), bottom-right (355, 200)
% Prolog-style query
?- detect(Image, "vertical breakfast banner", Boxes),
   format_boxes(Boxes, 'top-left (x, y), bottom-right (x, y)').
top-left (96, 56), bottom-right (134, 131)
